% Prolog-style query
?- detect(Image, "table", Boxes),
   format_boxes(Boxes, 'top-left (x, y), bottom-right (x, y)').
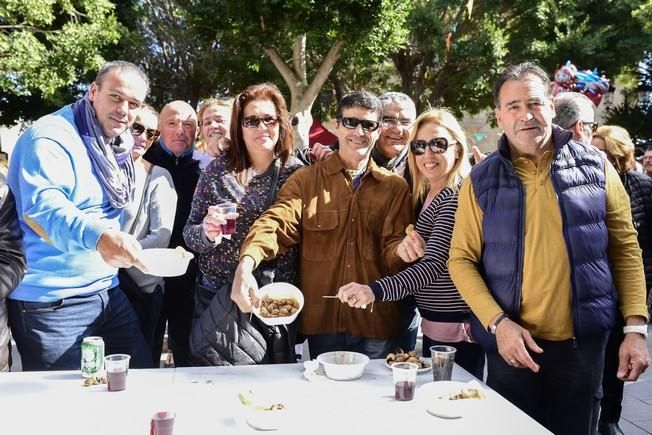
top-left (0, 360), bottom-right (551, 434)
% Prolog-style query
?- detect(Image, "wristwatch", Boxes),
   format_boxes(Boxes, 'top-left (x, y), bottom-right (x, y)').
top-left (489, 313), bottom-right (509, 335)
top-left (623, 325), bottom-right (649, 338)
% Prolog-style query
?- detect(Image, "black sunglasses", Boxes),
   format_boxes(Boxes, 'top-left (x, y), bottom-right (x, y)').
top-left (339, 117), bottom-right (380, 132)
top-left (410, 138), bottom-right (456, 155)
top-left (242, 116), bottom-right (279, 129)
top-left (131, 122), bottom-right (159, 140)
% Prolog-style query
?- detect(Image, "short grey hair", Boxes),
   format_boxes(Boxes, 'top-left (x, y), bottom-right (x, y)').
top-left (95, 61), bottom-right (150, 97)
top-left (553, 92), bottom-right (595, 129)
top-left (379, 92), bottom-right (416, 116)
top-left (493, 62), bottom-right (551, 107)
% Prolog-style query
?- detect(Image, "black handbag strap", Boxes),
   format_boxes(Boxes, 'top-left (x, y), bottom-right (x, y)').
top-left (128, 164), bottom-right (154, 235)
top-left (265, 159), bottom-right (281, 208)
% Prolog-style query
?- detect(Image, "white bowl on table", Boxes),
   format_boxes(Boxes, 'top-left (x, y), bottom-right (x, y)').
top-left (238, 390), bottom-right (291, 431)
top-left (316, 351), bottom-right (370, 381)
top-left (252, 282), bottom-right (304, 326)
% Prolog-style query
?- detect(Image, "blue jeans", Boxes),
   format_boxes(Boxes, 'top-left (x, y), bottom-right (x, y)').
top-left (486, 334), bottom-right (608, 435)
top-left (8, 287), bottom-right (150, 371)
top-left (306, 333), bottom-right (394, 359)
top-left (422, 336), bottom-right (485, 380)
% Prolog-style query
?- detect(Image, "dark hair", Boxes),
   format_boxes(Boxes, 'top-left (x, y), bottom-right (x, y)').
top-left (493, 62), bottom-right (551, 107)
top-left (95, 61), bottom-right (150, 97)
top-left (228, 83), bottom-right (293, 173)
top-left (336, 91), bottom-right (383, 122)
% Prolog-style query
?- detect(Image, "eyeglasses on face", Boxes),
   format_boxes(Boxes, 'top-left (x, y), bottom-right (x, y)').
top-left (581, 121), bottom-right (599, 134)
top-left (130, 122), bottom-right (159, 140)
top-left (382, 117), bottom-right (413, 128)
top-left (409, 138), bottom-right (456, 155)
top-left (338, 117), bottom-right (380, 132)
top-left (241, 116), bottom-right (279, 129)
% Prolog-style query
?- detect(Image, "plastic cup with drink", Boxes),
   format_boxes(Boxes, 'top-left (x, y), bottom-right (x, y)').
top-left (392, 362), bottom-right (419, 401)
top-left (216, 202), bottom-right (237, 237)
top-left (104, 354), bottom-right (131, 392)
top-left (150, 411), bottom-right (175, 435)
top-left (430, 345), bottom-right (456, 382)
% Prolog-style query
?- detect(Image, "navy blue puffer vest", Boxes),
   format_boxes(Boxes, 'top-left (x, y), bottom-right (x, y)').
top-left (469, 126), bottom-right (617, 351)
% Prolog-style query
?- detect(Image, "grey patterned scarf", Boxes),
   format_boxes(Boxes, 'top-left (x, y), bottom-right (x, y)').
top-left (72, 95), bottom-right (135, 209)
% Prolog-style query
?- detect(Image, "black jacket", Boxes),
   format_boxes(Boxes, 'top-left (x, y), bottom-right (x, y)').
top-left (0, 179), bottom-right (26, 371)
top-left (621, 170), bottom-right (652, 295)
top-left (144, 142), bottom-right (201, 250)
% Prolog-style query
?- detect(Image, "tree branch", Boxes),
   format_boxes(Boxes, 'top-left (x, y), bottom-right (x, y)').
top-left (292, 34), bottom-right (307, 86)
top-left (264, 47), bottom-right (301, 91)
top-left (299, 40), bottom-right (343, 109)
top-left (0, 24), bottom-right (60, 34)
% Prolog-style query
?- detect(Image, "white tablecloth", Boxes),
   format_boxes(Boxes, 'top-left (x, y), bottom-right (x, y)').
top-left (0, 360), bottom-right (551, 434)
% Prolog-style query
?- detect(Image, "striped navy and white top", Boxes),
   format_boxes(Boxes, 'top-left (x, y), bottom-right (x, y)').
top-left (370, 187), bottom-right (472, 323)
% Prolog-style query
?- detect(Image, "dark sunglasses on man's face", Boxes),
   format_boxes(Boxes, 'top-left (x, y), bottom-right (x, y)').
top-left (410, 138), bottom-right (456, 155)
top-left (242, 116), bottom-right (279, 129)
top-left (339, 117), bottom-right (380, 132)
top-left (130, 122), bottom-right (159, 140)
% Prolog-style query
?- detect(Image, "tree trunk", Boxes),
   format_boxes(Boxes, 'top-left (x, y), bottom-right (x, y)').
top-left (263, 36), bottom-right (343, 150)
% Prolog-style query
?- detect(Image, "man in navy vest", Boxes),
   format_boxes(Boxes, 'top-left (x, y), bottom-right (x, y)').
top-left (449, 62), bottom-right (650, 435)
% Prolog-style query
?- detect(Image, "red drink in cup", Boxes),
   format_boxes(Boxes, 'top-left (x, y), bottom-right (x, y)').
top-left (104, 354), bottom-right (130, 392)
top-left (394, 380), bottom-right (416, 401)
top-left (107, 370), bottom-right (127, 392)
top-left (216, 202), bottom-right (237, 236)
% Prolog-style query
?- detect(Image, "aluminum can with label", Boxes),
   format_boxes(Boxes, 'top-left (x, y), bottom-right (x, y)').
top-left (81, 336), bottom-right (105, 378)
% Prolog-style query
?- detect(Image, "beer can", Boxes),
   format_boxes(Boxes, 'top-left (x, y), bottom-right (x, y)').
top-left (81, 336), bottom-right (105, 378)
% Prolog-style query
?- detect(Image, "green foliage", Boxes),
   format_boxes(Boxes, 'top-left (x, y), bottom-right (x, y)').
top-left (0, 0), bottom-right (120, 97)
top-left (603, 101), bottom-right (652, 147)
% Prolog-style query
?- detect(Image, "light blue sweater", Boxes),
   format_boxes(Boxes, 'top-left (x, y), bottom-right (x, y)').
top-left (7, 105), bottom-right (120, 301)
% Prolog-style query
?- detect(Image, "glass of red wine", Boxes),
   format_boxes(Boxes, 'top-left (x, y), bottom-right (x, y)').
top-left (392, 362), bottom-right (419, 401)
top-left (216, 202), bottom-right (237, 236)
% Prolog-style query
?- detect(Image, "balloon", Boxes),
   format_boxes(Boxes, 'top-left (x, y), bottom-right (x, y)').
top-left (552, 60), bottom-right (610, 106)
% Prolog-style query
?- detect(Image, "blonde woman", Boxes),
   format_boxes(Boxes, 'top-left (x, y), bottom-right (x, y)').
top-left (592, 125), bottom-right (652, 435)
top-left (194, 98), bottom-right (233, 169)
top-left (337, 108), bottom-right (483, 378)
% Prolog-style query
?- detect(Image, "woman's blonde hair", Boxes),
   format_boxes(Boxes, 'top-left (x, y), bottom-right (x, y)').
top-left (594, 125), bottom-right (635, 174)
top-left (196, 97), bottom-right (233, 152)
top-left (407, 108), bottom-right (471, 207)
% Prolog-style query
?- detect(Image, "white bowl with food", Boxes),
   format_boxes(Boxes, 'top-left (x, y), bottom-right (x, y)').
top-left (316, 351), bottom-right (370, 381)
top-left (140, 247), bottom-right (194, 277)
top-left (238, 389), bottom-right (289, 431)
top-left (253, 282), bottom-right (304, 326)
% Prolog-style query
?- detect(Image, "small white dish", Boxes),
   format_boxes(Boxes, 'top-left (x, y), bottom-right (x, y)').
top-left (419, 380), bottom-right (487, 419)
top-left (139, 247), bottom-right (194, 277)
top-left (252, 283), bottom-right (304, 326)
top-left (384, 357), bottom-right (431, 374)
top-left (316, 351), bottom-right (369, 381)
top-left (238, 390), bottom-right (290, 431)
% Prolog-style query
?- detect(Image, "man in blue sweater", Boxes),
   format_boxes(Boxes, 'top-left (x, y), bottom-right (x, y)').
top-left (7, 61), bottom-right (151, 370)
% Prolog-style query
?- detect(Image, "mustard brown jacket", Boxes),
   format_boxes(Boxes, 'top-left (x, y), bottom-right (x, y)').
top-left (241, 151), bottom-right (413, 339)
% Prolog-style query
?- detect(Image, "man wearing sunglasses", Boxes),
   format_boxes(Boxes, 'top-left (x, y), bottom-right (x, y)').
top-left (144, 100), bottom-right (201, 367)
top-left (449, 62), bottom-right (649, 435)
top-left (552, 92), bottom-right (597, 145)
top-left (369, 92), bottom-right (420, 354)
top-left (234, 91), bottom-right (412, 359)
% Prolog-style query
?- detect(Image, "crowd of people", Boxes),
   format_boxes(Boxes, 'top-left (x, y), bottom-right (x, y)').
top-left (0, 59), bottom-right (651, 435)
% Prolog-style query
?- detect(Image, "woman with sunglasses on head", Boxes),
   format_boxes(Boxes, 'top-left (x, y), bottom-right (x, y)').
top-left (183, 83), bottom-right (302, 366)
top-left (591, 125), bottom-right (652, 435)
top-left (337, 108), bottom-right (485, 379)
top-left (120, 104), bottom-right (178, 367)
top-left (194, 97), bottom-right (233, 170)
